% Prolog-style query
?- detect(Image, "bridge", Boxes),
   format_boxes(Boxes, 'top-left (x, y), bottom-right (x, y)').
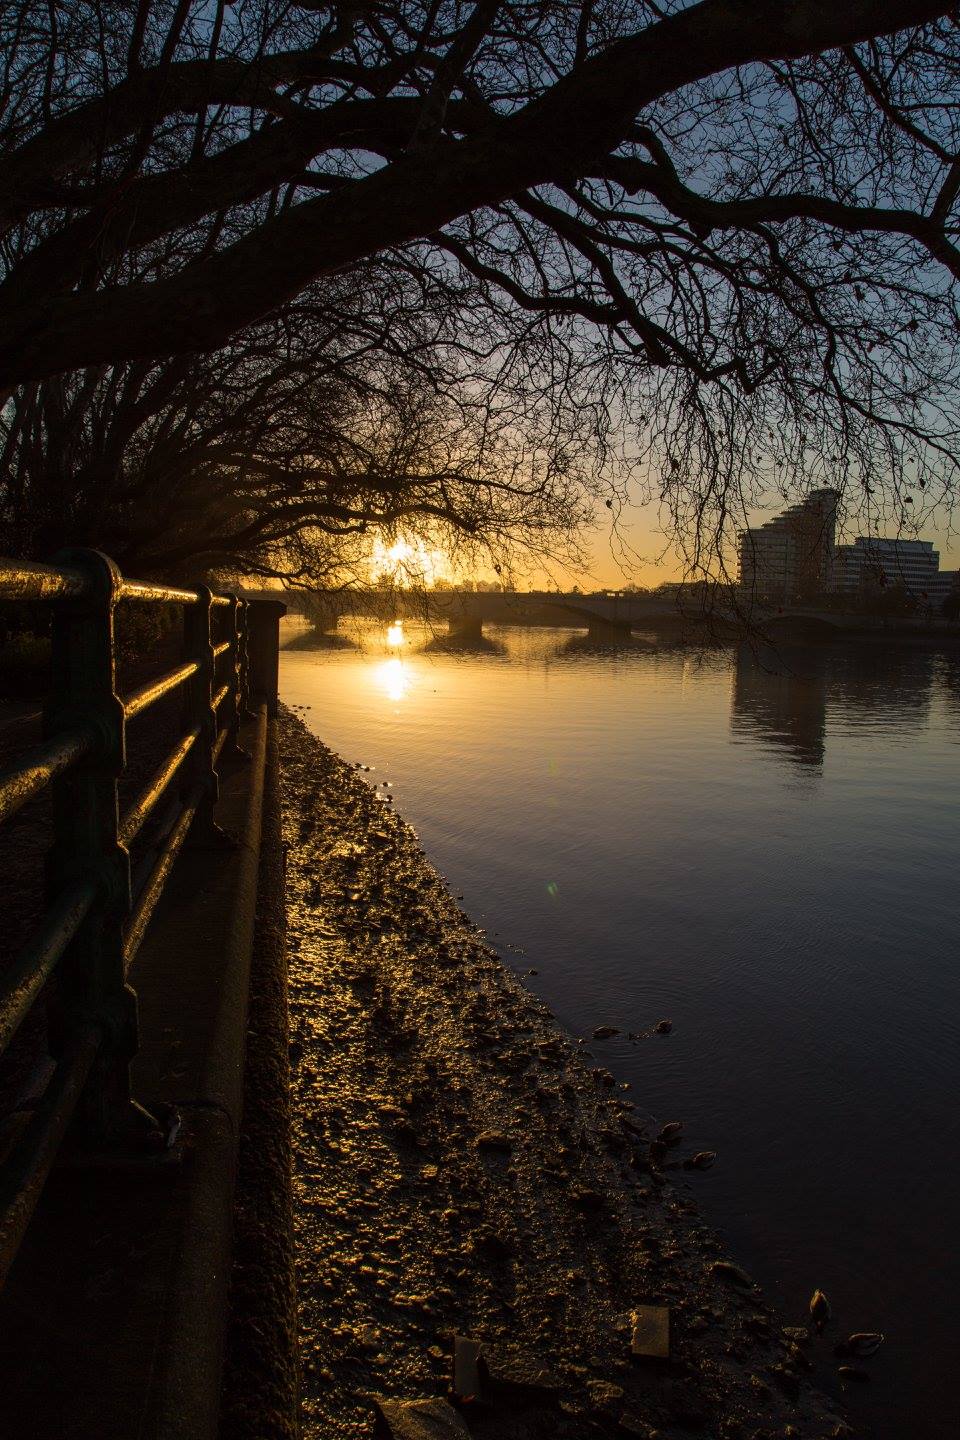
top-left (299, 588), bottom-right (695, 642)
top-left (430, 590), bottom-right (686, 641)
top-left (292, 587), bottom-right (890, 642)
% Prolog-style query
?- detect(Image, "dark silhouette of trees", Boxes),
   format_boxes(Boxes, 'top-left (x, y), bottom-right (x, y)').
top-left (2, 0), bottom-right (960, 580)
top-left (1, 268), bottom-right (596, 580)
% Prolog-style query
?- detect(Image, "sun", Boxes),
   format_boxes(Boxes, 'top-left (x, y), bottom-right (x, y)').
top-left (370, 536), bottom-right (448, 588)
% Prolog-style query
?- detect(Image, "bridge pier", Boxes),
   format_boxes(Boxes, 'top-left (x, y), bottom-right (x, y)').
top-left (586, 617), bottom-right (633, 644)
top-left (448, 616), bottom-right (483, 642)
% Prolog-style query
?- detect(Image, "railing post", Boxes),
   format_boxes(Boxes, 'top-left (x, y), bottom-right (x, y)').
top-left (237, 599), bottom-right (251, 717)
top-left (219, 595), bottom-right (249, 761)
top-left (44, 549), bottom-right (153, 1145)
top-left (246, 599), bottom-right (286, 715)
top-left (183, 584), bottom-right (221, 837)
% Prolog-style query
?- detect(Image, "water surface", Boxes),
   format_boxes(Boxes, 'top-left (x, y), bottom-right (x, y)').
top-left (281, 621), bottom-right (960, 1439)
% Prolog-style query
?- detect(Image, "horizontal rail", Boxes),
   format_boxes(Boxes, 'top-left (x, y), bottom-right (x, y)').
top-left (123, 721), bottom-right (229, 971)
top-left (212, 641), bottom-right (231, 659)
top-left (0, 559), bottom-right (88, 603)
top-left (0, 1024), bottom-right (101, 1289)
top-left (118, 578), bottom-right (201, 606)
top-left (123, 786), bottom-right (202, 972)
top-left (212, 725), bottom-right (228, 765)
top-left (0, 728), bottom-right (93, 826)
top-left (119, 725), bottom-right (201, 849)
top-left (0, 878), bottom-right (98, 1059)
top-left (123, 660), bottom-right (199, 721)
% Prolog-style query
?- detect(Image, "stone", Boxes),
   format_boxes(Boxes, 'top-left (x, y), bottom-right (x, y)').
top-left (631, 1305), bottom-right (671, 1358)
top-left (710, 1260), bottom-right (755, 1288)
top-left (480, 1344), bottom-right (562, 1400)
top-left (475, 1130), bottom-right (512, 1152)
top-left (373, 1396), bottom-right (471, 1439)
top-left (573, 1187), bottom-right (607, 1212)
top-left (654, 1019), bottom-right (673, 1034)
top-left (587, 1379), bottom-right (624, 1409)
top-left (592, 1025), bottom-right (620, 1039)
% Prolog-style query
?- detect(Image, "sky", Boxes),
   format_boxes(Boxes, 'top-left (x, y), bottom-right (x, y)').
top-left (375, 490), bottom-right (958, 592)
top-left (576, 496), bottom-right (960, 591)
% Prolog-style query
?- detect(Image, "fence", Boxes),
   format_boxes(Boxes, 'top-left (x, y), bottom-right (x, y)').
top-left (0, 548), bottom-right (282, 1288)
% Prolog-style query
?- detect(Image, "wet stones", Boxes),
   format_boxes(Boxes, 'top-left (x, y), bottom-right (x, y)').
top-left (710, 1260), bottom-right (756, 1289)
top-left (469, 1228), bottom-right (513, 1262)
top-left (474, 1130), bottom-right (512, 1153)
top-left (572, 1187), bottom-right (607, 1213)
top-left (683, 1150), bottom-right (717, 1171)
top-left (373, 1396), bottom-right (471, 1439)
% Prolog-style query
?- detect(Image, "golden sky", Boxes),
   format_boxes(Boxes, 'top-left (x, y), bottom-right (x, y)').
top-left (578, 499), bottom-right (960, 591)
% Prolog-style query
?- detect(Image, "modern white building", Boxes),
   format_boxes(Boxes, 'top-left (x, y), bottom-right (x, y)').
top-left (832, 538), bottom-right (950, 604)
top-left (738, 489), bottom-right (839, 603)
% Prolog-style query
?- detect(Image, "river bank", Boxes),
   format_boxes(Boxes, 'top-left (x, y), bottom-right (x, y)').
top-left (280, 706), bottom-right (853, 1440)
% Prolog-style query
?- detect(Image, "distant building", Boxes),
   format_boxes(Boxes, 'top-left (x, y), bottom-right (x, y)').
top-left (832, 538), bottom-right (953, 606)
top-left (738, 489), bottom-right (839, 603)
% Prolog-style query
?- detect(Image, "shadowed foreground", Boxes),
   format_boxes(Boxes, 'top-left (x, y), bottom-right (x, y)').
top-left (281, 708), bottom-right (849, 1439)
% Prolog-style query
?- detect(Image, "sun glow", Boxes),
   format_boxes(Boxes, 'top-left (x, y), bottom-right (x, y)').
top-left (386, 621), bottom-right (404, 647)
top-left (370, 536), bottom-right (448, 588)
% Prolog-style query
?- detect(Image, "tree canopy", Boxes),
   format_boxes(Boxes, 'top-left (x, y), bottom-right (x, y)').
top-left (2, 0), bottom-right (960, 581)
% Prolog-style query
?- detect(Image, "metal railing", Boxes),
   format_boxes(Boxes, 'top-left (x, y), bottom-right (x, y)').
top-left (0, 549), bottom-right (276, 1288)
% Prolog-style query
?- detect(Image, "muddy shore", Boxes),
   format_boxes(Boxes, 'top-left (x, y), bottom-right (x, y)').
top-left (280, 707), bottom-right (852, 1440)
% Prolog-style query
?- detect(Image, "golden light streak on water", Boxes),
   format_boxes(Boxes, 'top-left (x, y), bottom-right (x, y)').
top-left (378, 656), bottom-right (409, 702)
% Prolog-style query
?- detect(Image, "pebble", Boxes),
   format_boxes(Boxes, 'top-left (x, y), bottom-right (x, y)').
top-left (710, 1260), bottom-right (756, 1289)
top-left (374, 1396), bottom-right (470, 1438)
top-left (838, 1365), bottom-right (871, 1384)
top-left (846, 1331), bottom-right (884, 1356)
top-left (474, 1130), bottom-right (512, 1152)
top-left (683, 1150), bottom-right (717, 1170)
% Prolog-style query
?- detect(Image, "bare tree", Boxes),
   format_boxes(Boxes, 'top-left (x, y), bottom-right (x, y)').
top-left (1, 268), bottom-right (596, 580)
top-left (2, 0), bottom-right (960, 579)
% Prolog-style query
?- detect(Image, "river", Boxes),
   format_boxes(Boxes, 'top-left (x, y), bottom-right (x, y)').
top-left (280, 619), bottom-right (960, 1439)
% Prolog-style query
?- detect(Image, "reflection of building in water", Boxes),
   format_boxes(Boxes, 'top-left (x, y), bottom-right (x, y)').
top-left (825, 646), bottom-right (934, 733)
top-left (935, 651), bottom-right (960, 733)
top-left (732, 644), bottom-right (938, 769)
top-left (731, 646), bottom-right (827, 767)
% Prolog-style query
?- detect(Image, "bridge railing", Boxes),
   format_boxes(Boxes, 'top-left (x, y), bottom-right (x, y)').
top-left (0, 549), bottom-right (280, 1288)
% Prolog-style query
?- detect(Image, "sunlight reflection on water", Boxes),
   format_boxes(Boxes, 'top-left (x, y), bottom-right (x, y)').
top-left (377, 656), bottom-right (409, 702)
